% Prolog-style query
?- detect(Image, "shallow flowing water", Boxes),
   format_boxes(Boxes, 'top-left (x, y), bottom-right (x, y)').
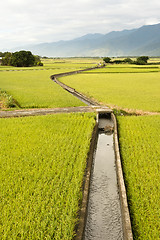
top-left (83, 116), bottom-right (123, 240)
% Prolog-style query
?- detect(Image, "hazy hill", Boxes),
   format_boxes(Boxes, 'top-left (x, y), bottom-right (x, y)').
top-left (11, 23), bottom-right (160, 57)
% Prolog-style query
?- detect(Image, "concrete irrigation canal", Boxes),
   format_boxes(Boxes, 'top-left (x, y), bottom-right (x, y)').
top-left (84, 112), bottom-right (123, 240)
top-left (51, 72), bottom-right (133, 240)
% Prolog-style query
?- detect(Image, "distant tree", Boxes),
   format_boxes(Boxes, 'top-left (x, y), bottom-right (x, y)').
top-left (112, 59), bottom-right (124, 64)
top-left (34, 55), bottom-right (43, 66)
top-left (2, 52), bottom-right (12, 66)
top-left (11, 51), bottom-right (35, 67)
top-left (123, 58), bottom-right (133, 64)
top-left (2, 51), bottom-right (43, 67)
top-left (103, 57), bottom-right (111, 63)
top-left (0, 52), bottom-right (4, 57)
top-left (136, 56), bottom-right (149, 65)
top-left (135, 60), bottom-right (146, 65)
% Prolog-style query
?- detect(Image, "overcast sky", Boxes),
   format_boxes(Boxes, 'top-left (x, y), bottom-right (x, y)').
top-left (0, 0), bottom-right (160, 50)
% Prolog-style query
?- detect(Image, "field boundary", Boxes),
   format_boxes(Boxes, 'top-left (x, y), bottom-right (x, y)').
top-left (75, 122), bottom-right (98, 240)
top-left (75, 111), bottom-right (133, 240)
top-left (52, 76), bottom-right (99, 106)
top-left (112, 113), bottom-right (133, 240)
top-left (0, 106), bottom-right (96, 118)
top-left (50, 66), bottom-right (104, 106)
top-left (51, 67), bottom-right (160, 116)
top-left (109, 104), bottom-right (160, 116)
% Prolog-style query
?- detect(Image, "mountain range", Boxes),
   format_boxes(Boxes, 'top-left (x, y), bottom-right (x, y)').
top-left (11, 23), bottom-right (160, 57)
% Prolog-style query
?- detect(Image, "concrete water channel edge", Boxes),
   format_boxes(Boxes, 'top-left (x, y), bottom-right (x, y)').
top-left (75, 110), bottom-right (133, 240)
top-left (51, 70), bottom-right (133, 240)
top-left (84, 112), bottom-right (123, 240)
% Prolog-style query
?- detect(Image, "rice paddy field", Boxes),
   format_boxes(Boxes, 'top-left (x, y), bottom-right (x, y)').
top-left (0, 113), bottom-right (96, 240)
top-left (60, 64), bottom-right (160, 112)
top-left (0, 70), bottom-right (85, 108)
top-left (84, 65), bottom-right (160, 73)
top-left (1, 58), bottom-right (160, 239)
top-left (117, 115), bottom-right (160, 239)
top-left (0, 58), bottom-right (100, 109)
top-left (0, 58), bottom-right (100, 72)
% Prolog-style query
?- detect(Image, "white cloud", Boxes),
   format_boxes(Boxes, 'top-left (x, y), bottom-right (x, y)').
top-left (0, 0), bottom-right (160, 50)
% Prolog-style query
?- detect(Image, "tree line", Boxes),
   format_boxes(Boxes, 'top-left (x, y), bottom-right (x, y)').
top-left (0, 51), bottom-right (43, 67)
top-left (103, 56), bottom-right (149, 65)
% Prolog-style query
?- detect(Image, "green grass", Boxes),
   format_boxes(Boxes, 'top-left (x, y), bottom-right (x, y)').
top-left (42, 57), bottom-right (102, 65)
top-left (60, 70), bottom-right (160, 112)
top-left (0, 70), bottom-right (85, 108)
top-left (0, 113), bottom-right (96, 240)
top-left (84, 64), bottom-right (160, 73)
top-left (0, 59), bottom-right (102, 109)
top-left (0, 90), bottom-right (19, 109)
top-left (117, 115), bottom-right (160, 239)
top-left (0, 58), bottom-right (100, 71)
top-left (41, 59), bottom-right (99, 70)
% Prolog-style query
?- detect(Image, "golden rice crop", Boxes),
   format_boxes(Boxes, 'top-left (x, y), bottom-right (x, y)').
top-left (0, 113), bottom-right (96, 239)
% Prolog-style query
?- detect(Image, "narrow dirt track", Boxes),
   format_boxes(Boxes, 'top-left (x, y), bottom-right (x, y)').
top-left (0, 107), bottom-right (94, 118)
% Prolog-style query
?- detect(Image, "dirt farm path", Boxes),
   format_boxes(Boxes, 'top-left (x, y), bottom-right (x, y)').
top-left (0, 106), bottom-right (96, 118)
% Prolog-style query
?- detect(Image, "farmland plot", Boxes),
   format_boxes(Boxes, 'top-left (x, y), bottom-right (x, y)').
top-left (0, 59), bottom-right (100, 109)
top-left (84, 64), bottom-right (160, 73)
top-left (60, 67), bottom-right (160, 112)
top-left (0, 71), bottom-right (85, 108)
top-left (0, 113), bottom-right (96, 240)
top-left (117, 115), bottom-right (160, 239)
top-left (0, 58), bottom-right (98, 72)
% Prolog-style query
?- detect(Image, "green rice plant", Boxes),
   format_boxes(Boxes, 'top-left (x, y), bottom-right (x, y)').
top-left (60, 71), bottom-right (160, 112)
top-left (0, 70), bottom-right (85, 108)
top-left (0, 90), bottom-right (19, 108)
top-left (84, 64), bottom-right (160, 73)
top-left (0, 59), bottom-right (101, 108)
top-left (0, 113), bottom-right (96, 240)
top-left (0, 58), bottom-right (99, 72)
top-left (117, 115), bottom-right (160, 239)
top-left (42, 58), bottom-right (101, 64)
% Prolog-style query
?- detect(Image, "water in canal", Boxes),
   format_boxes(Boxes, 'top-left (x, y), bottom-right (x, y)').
top-left (83, 114), bottom-right (123, 240)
